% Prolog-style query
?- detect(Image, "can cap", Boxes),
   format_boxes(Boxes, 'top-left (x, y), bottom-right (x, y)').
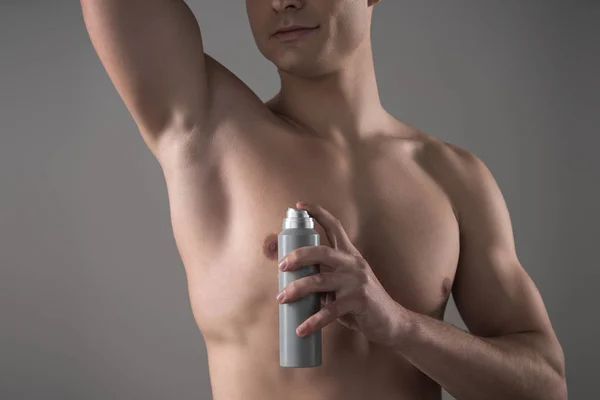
top-left (283, 207), bottom-right (314, 229)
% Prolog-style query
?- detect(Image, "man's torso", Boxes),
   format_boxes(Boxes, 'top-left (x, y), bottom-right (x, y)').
top-left (155, 105), bottom-right (460, 400)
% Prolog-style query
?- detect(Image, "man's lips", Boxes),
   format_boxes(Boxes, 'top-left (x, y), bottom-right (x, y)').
top-left (272, 26), bottom-right (319, 41)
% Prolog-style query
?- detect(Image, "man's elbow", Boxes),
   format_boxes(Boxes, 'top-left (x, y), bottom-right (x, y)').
top-left (548, 374), bottom-right (568, 400)
top-left (530, 331), bottom-right (567, 400)
top-left (532, 327), bottom-right (567, 400)
top-left (544, 346), bottom-right (568, 400)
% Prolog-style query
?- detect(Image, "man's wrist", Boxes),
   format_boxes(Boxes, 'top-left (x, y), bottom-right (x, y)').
top-left (386, 302), bottom-right (420, 353)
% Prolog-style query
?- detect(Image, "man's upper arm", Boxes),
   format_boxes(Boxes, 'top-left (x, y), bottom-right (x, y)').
top-left (81, 0), bottom-right (217, 153)
top-left (431, 141), bottom-right (565, 375)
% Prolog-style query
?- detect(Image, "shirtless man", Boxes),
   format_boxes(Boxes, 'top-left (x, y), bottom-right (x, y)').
top-left (80, 1), bottom-right (567, 399)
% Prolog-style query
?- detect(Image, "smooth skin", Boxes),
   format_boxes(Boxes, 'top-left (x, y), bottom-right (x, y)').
top-left (81, 0), bottom-right (567, 399)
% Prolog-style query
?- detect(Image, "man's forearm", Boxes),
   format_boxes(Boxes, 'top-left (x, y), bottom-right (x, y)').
top-left (390, 305), bottom-right (567, 400)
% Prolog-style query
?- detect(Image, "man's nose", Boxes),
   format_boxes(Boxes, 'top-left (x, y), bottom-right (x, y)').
top-left (271, 0), bottom-right (304, 12)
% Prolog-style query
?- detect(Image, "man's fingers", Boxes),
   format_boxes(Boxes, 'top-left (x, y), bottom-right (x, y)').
top-left (296, 201), bottom-right (357, 254)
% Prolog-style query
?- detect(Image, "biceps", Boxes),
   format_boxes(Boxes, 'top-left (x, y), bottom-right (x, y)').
top-left (452, 251), bottom-right (554, 338)
top-left (81, 0), bottom-right (209, 138)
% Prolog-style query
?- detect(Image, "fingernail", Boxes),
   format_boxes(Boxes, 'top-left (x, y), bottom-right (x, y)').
top-left (276, 290), bottom-right (285, 302)
top-left (278, 258), bottom-right (287, 270)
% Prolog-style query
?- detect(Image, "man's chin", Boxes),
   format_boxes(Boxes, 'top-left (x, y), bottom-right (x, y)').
top-left (273, 57), bottom-right (331, 79)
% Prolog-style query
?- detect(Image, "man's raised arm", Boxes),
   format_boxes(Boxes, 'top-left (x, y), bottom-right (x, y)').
top-left (80, 0), bottom-right (212, 155)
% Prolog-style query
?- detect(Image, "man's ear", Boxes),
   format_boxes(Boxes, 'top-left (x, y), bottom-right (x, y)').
top-left (368, 0), bottom-right (381, 6)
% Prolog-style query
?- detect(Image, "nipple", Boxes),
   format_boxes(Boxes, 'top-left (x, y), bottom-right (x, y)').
top-left (263, 233), bottom-right (279, 260)
top-left (441, 277), bottom-right (453, 297)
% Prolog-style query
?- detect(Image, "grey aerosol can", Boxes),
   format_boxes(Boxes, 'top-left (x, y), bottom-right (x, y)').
top-left (278, 207), bottom-right (322, 368)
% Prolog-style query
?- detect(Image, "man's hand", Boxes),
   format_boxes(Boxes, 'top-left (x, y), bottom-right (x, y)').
top-left (276, 201), bottom-right (411, 347)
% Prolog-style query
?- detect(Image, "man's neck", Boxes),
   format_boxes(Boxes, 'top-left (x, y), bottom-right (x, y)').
top-left (268, 39), bottom-right (391, 146)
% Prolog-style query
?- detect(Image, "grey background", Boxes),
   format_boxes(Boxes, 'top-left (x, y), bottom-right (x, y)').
top-left (1, 1), bottom-right (598, 399)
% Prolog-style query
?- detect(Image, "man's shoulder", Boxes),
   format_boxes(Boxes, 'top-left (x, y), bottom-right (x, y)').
top-left (382, 123), bottom-right (487, 184)
top-left (414, 134), bottom-right (498, 222)
top-left (418, 136), bottom-right (486, 179)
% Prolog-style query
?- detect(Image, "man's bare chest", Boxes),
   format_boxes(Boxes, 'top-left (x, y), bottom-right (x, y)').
top-left (160, 128), bottom-right (460, 335)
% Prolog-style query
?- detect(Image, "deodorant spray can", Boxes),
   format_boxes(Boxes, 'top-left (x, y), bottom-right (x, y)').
top-left (278, 207), bottom-right (322, 368)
